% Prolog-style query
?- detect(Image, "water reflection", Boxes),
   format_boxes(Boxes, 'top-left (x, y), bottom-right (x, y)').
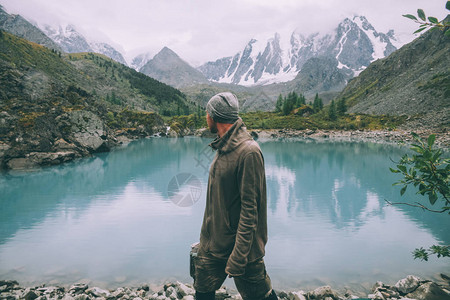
top-left (0, 137), bottom-right (448, 291)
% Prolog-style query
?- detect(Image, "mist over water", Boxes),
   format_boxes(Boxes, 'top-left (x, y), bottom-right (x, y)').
top-left (0, 137), bottom-right (448, 292)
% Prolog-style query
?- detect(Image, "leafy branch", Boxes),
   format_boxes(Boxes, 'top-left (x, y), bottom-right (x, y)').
top-left (403, 1), bottom-right (450, 35)
top-left (413, 245), bottom-right (450, 261)
top-left (389, 133), bottom-right (450, 261)
top-left (390, 133), bottom-right (450, 213)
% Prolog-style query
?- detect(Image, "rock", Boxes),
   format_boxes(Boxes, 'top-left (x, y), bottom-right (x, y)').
top-left (54, 138), bottom-right (77, 151)
top-left (307, 286), bottom-right (339, 300)
top-left (288, 291), bottom-right (307, 300)
top-left (406, 282), bottom-right (450, 300)
top-left (22, 288), bottom-right (38, 300)
top-left (367, 291), bottom-right (384, 299)
top-left (69, 283), bottom-right (88, 295)
top-left (250, 131), bottom-right (259, 140)
top-left (86, 286), bottom-right (110, 298)
top-left (395, 275), bottom-right (421, 294)
top-left (0, 142), bottom-right (10, 157)
top-left (67, 110), bottom-right (110, 153)
top-left (167, 128), bottom-right (180, 138)
top-left (371, 281), bottom-right (399, 299)
top-left (442, 273), bottom-right (450, 283)
top-left (111, 287), bottom-right (125, 298)
top-left (6, 151), bottom-right (78, 169)
top-left (0, 280), bottom-right (18, 291)
top-left (194, 128), bottom-right (216, 138)
top-left (175, 282), bottom-right (194, 297)
top-left (6, 157), bottom-right (37, 169)
top-left (61, 294), bottom-right (75, 300)
top-left (165, 286), bottom-right (178, 299)
top-left (73, 294), bottom-right (90, 300)
top-left (139, 285), bottom-right (150, 292)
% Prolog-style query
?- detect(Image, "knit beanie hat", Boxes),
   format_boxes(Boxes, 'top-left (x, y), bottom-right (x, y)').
top-left (206, 92), bottom-right (239, 124)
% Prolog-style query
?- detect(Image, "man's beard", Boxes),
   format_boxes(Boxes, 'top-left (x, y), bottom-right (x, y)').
top-left (209, 122), bottom-right (218, 134)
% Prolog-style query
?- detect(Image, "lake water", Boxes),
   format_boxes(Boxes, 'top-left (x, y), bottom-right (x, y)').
top-left (0, 136), bottom-right (449, 293)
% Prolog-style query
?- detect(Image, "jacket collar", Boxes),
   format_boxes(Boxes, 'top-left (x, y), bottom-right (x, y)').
top-left (209, 117), bottom-right (252, 153)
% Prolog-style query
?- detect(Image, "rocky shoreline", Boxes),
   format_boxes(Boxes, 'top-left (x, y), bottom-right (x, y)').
top-left (195, 128), bottom-right (450, 149)
top-left (1, 125), bottom-right (449, 171)
top-left (1, 274), bottom-right (449, 300)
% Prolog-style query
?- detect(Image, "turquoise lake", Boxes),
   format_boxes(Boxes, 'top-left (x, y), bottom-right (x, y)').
top-left (0, 136), bottom-right (449, 292)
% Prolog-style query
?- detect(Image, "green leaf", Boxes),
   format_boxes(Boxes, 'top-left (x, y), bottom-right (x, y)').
top-left (410, 146), bottom-right (424, 154)
top-left (397, 165), bottom-right (407, 173)
top-left (417, 9), bottom-right (426, 21)
top-left (445, 30), bottom-right (450, 37)
top-left (428, 17), bottom-right (439, 24)
top-left (428, 192), bottom-right (438, 205)
top-left (390, 167), bottom-right (400, 173)
top-left (414, 27), bottom-right (427, 34)
top-left (411, 132), bottom-right (419, 139)
top-left (413, 247), bottom-right (429, 261)
top-left (400, 186), bottom-right (407, 196)
top-left (403, 14), bottom-right (418, 21)
top-left (446, 0), bottom-right (450, 10)
top-left (427, 134), bottom-right (436, 147)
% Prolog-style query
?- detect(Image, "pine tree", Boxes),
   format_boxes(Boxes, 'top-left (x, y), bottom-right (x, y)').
top-left (282, 93), bottom-right (296, 115)
top-left (318, 97), bottom-right (323, 110)
top-left (328, 100), bottom-right (337, 121)
top-left (295, 93), bottom-right (306, 107)
top-left (275, 94), bottom-right (283, 113)
top-left (313, 93), bottom-right (323, 113)
top-left (337, 98), bottom-right (347, 115)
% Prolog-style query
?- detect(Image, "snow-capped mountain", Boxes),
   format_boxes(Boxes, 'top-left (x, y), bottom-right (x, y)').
top-left (40, 24), bottom-right (127, 65)
top-left (198, 16), bottom-right (401, 86)
top-left (130, 52), bottom-right (153, 71)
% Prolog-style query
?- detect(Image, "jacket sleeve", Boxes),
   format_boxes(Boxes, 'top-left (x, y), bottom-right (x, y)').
top-left (225, 150), bottom-right (263, 276)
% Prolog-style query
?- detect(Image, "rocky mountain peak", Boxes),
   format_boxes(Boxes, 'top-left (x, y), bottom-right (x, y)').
top-left (139, 46), bottom-right (208, 88)
top-left (198, 15), bottom-right (399, 86)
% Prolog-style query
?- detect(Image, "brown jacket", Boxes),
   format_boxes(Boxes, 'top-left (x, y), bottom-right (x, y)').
top-left (199, 117), bottom-right (268, 276)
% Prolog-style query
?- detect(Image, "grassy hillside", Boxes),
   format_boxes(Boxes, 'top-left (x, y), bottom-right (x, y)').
top-left (0, 30), bottom-right (199, 169)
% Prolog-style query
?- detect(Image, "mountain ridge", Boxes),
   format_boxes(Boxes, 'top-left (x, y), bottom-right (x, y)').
top-left (198, 16), bottom-right (400, 86)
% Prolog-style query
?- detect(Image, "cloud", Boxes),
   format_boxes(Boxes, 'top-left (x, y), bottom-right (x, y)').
top-left (0, 0), bottom-right (448, 66)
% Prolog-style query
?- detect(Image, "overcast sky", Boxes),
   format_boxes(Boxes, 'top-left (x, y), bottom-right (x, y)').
top-left (0, 0), bottom-right (448, 66)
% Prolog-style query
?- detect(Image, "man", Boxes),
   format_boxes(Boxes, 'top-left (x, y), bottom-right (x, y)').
top-left (194, 92), bottom-right (277, 300)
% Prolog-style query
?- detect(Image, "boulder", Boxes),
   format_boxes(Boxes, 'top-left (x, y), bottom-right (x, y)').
top-left (6, 157), bottom-right (37, 169)
top-left (6, 151), bottom-right (78, 169)
top-left (68, 283), bottom-right (88, 295)
top-left (406, 282), bottom-right (450, 300)
top-left (85, 286), bottom-right (110, 298)
top-left (175, 282), bottom-right (194, 297)
top-left (22, 289), bottom-right (38, 300)
top-left (307, 286), bottom-right (339, 300)
top-left (67, 110), bottom-right (109, 152)
top-left (395, 275), bottom-right (421, 295)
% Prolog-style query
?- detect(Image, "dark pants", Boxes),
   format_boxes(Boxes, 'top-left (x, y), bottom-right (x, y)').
top-left (193, 252), bottom-right (273, 300)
